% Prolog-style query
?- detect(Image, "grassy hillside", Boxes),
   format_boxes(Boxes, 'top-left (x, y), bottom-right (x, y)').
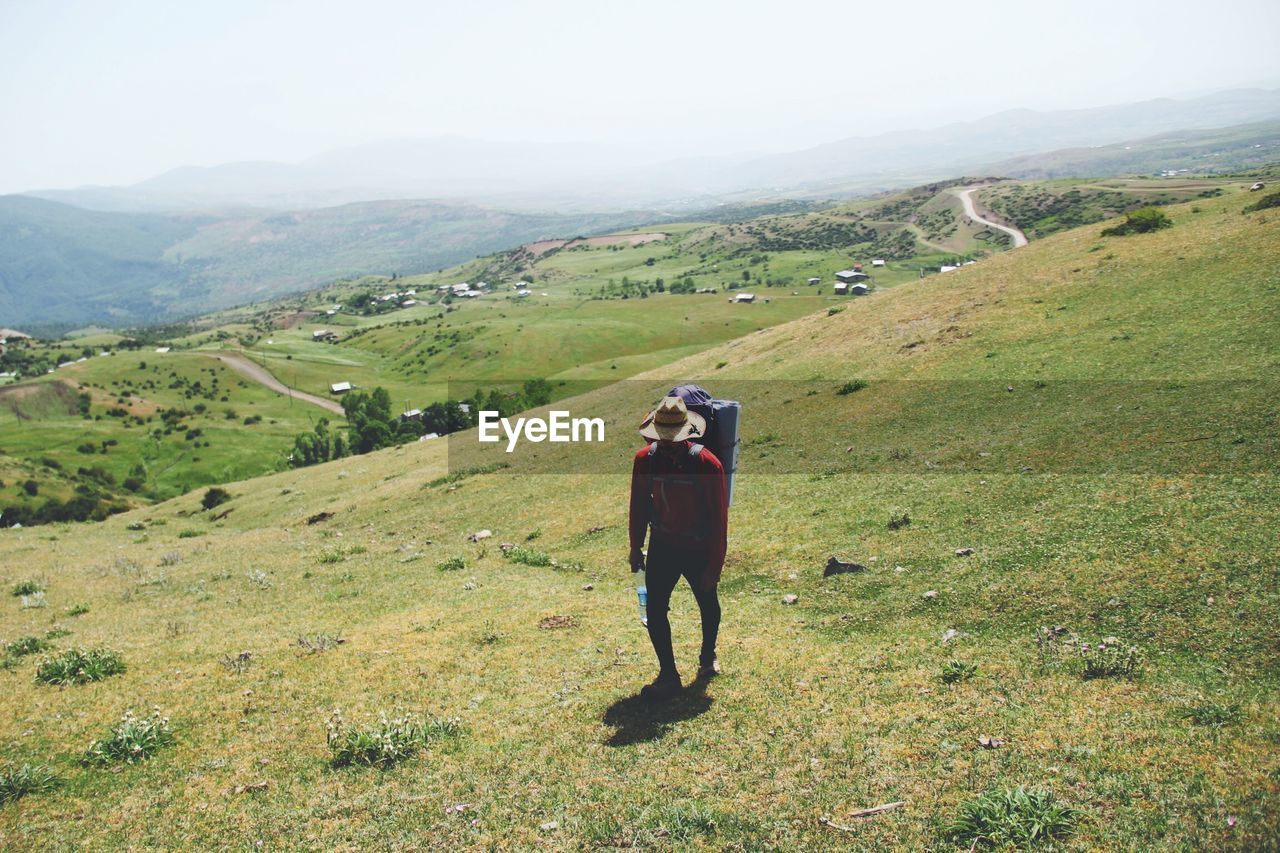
top-left (0, 188), bottom-right (1275, 847)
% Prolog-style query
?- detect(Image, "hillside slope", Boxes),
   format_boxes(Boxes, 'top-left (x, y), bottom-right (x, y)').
top-left (0, 190), bottom-right (1276, 848)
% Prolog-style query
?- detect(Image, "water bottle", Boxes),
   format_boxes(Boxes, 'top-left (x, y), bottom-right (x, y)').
top-left (634, 568), bottom-right (648, 627)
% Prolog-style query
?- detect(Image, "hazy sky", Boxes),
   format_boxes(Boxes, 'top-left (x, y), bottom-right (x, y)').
top-left (2, 0), bottom-right (1278, 193)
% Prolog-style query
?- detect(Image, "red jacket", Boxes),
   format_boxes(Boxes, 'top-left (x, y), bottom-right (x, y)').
top-left (629, 441), bottom-right (728, 583)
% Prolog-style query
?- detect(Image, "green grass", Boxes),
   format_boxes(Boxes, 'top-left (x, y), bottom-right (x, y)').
top-left (0, 763), bottom-right (59, 804)
top-left (325, 710), bottom-right (462, 768)
top-left (945, 786), bottom-right (1080, 849)
top-left (82, 709), bottom-right (175, 766)
top-left (0, 189), bottom-right (1275, 847)
top-left (33, 647), bottom-right (126, 685)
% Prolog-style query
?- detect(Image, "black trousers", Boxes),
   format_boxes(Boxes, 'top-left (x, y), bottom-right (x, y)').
top-left (645, 540), bottom-right (721, 676)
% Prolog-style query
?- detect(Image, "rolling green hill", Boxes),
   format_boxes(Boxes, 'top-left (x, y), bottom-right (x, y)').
top-left (0, 187), bottom-right (1275, 847)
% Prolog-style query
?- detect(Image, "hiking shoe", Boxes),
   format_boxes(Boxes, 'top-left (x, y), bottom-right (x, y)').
top-left (639, 673), bottom-right (683, 701)
top-left (696, 657), bottom-right (721, 680)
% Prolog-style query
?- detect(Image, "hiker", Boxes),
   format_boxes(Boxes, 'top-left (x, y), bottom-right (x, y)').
top-left (629, 396), bottom-right (728, 700)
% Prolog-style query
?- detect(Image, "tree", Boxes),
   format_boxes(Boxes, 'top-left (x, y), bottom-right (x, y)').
top-left (1101, 207), bottom-right (1171, 236)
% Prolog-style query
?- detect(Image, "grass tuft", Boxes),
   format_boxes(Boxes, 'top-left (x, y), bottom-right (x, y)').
top-left (1180, 700), bottom-right (1243, 728)
top-left (6, 635), bottom-right (51, 657)
top-left (435, 556), bottom-right (466, 572)
top-left (35, 647), bottom-right (126, 685)
top-left (1078, 639), bottom-right (1142, 679)
top-left (945, 786), bottom-right (1080, 849)
top-left (0, 763), bottom-right (59, 803)
top-left (83, 709), bottom-right (175, 766)
top-left (504, 546), bottom-right (552, 567)
top-left (325, 710), bottom-right (462, 768)
top-left (940, 660), bottom-right (978, 684)
top-left (10, 580), bottom-right (43, 597)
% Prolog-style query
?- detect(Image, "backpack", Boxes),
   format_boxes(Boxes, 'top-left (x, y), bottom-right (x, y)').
top-left (666, 384), bottom-right (741, 505)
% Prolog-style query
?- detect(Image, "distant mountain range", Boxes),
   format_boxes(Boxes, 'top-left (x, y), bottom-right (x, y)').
top-left (4, 87), bottom-right (1280, 331)
top-left (29, 88), bottom-right (1280, 212)
top-left (0, 195), bottom-right (650, 330)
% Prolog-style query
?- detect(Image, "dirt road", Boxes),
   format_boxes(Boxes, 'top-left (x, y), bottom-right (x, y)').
top-left (208, 352), bottom-right (345, 416)
top-left (957, 187), bottom-right (1028, 248)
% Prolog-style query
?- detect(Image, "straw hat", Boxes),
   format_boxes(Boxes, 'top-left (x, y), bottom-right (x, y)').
top-left (639, 396), bottom-right (706, 442)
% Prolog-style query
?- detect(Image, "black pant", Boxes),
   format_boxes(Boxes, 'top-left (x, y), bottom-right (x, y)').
top-left (645, 541), bottom-right (721, 676)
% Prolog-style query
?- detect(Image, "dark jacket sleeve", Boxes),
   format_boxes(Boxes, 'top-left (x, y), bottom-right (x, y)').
top-left (629, 447), bottom-right (650, 553)
top-left (700, 448), bottom-right (729, 584)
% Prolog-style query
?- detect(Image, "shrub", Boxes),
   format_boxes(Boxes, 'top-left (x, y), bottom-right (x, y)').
top-left (10, 580), bottom-right (43, 597)
top-left (940, 660), bottom-right (978, 684)
top-left (326, 709), bottom-right (462, 768)
top-left (1078, 639), bottom-right (1141, 679)
top-left (201, 487), bottom-right (231, 511)
top-left (66, 604), bottom-right (90, 617)
top-left (435, 556), bottom-right (466, 572)
top-left (1243, 191), bottom-right (1280, 213)
top-left (946, 787), bottom-right (1079, 849)
top-left (83, 709), bottom-right (174, 766)
top-left (0, 763), bottom-right (58, 803)
top-left (1100, 206), bottom-right (1171, 236)
top-left (6, 635), bottom-right (50, 657)
top-left (837, 379), bottom-right (868, 395)
top-left (503, 546), bottom-right (551, 567)
top-left (35, 647), bottom-right (126, 685)
top-left (177, 528), bottom-right (201, 538)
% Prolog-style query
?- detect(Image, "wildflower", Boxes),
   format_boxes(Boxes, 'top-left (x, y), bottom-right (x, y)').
top-left (1227, 815), bottom-right (1237, 827)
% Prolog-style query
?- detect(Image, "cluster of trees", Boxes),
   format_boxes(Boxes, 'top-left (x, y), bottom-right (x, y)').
top-left (288, 379), bottom-right (556, 468)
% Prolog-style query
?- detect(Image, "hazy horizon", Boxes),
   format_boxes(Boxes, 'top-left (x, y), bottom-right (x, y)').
top-left (3, 0), bottom-right (1279, 195)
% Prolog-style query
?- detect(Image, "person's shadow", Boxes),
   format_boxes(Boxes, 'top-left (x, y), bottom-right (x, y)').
top-left (602, 681), bottom-right (713, 746)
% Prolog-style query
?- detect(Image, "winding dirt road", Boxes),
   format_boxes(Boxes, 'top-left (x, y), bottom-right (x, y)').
top-left (208, 352), bottom-right (345, 416)
top-left (957, 187), bottom-right (1028, 248)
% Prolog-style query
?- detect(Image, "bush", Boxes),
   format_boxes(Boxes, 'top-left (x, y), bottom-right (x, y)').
top-left (946, 787), bottom-right (1079, 849)
top-left (1100, 206), bottom-right (1171, 236)
top-left (0, 763), bottom-right (58, 803)
top-left (201, 487), bottom-right (231, 511)
top-left (837, 379), bottom-right (868, 395)
top-left (35, 647), bottom-right (126, 685)
top-left (326, 710), bottom-right (462, 768)
top-left (83, 709), bottom-right (174, 766)
top-left (10, 580), bottom-right (43, 597)
top-left (1243, 191), bottom-right (1280, 213)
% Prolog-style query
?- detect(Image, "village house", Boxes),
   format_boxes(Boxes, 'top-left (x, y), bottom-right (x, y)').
top-left (850, 283), bottom-right (869, 295)
top-left (807, 277), bottom-right (821, 286)
top-left (871, 259), bottom-right (885, 267)
top-left (733, 293), bottom-right (756, 303)
top-left (330, 381), bottom-right (352, 394)
top-left (835, 269), bottom-right (869, 284)
top-left (313, 330), bottom-right (338, 342)
top-left (400, 408), bottom-right (422, 422)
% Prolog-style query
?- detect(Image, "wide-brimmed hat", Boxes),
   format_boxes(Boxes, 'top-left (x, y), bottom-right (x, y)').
top-left (639, 396), bottom-right (706, 442)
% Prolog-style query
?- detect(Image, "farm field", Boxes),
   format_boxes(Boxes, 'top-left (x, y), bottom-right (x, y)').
top-left (0, 187), bottom-right (1276, 848)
